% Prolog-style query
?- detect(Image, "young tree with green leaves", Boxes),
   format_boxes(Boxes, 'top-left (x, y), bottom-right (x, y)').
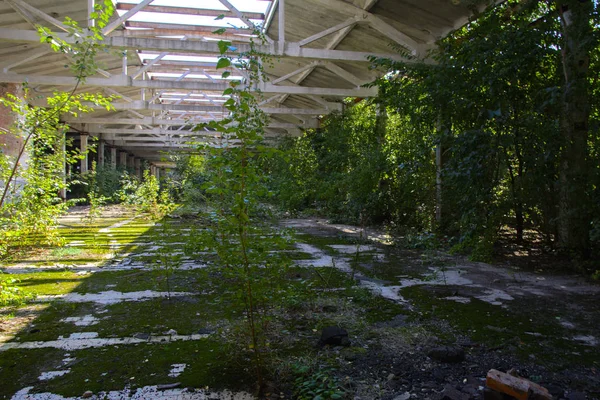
top-left (0, 1), bottom-right (115, 256)
top-left (191, 27), bottom-right (292, 392)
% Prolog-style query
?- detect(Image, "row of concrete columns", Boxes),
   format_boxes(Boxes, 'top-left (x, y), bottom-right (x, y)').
top-left (78, 134), bottom-right (162, 180)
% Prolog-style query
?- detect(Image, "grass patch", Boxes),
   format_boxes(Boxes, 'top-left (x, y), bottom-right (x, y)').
top-left (50, 247), bottom-right (83, 258)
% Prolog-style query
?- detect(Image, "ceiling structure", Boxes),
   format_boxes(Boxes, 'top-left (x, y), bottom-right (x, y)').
top-left (0, 0), bottom-right (499, 162)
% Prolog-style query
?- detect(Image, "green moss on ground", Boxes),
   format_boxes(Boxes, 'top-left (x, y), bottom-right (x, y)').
top-left (3, 271), bottom-right (85, 296)
top-left (401, 285), bottom-right (600, 368)
top-left (0, 339), bottom-right (251, 398)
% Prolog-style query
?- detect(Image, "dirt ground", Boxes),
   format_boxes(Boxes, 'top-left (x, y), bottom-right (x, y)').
top-left (282, 218), bottom-right (600, 400)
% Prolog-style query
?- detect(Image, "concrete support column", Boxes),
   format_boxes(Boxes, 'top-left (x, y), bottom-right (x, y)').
top-left (80, 134), bottom-right (88, 174)
top-left (122, 50), bottom-right (128, 75)
top-left (278, 0), bottom-right (285, 54)
top-left (119, 151), bottom-right (128, 169)
top-left (59, 132), bottom-right (67, 200)
top-left (97, 140), bottom-right (105, 167)
top-left (0, 83), bottom-right (28, 196)
top-left (435, 144), bottom-right (443, 225)
top-left (110, 147), bottom-right (117, 169)
top-left (135, 158), bottom-right (141, 178)
top-left (435, 113), bottom-right (444, 228)
top-left (128, 154), bottom-right (135, 170)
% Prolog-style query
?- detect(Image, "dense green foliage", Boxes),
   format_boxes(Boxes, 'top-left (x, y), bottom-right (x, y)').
top-left (269, 1), bottom-right (600, 266)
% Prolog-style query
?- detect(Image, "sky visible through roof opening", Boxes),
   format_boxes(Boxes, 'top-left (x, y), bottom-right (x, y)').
top-left (115, 0), bottom-right (269, 28)
top-left (113, 0), bottom-right (271, 83)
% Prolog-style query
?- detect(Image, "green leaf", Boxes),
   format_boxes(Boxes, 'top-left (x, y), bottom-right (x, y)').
top-left (212, 27), bottom-right (227, 35)
top-left (215, 14), bottom-right (225, 20)
top-left (221, 71), bottom-right (231, 79)
top-left (218, 40), bottom-right (232, 54)
top-left (216, 58), bottom-right (231, 69)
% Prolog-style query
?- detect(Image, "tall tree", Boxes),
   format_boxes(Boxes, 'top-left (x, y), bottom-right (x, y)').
top-left (556, 0), bottom-right (596, 256)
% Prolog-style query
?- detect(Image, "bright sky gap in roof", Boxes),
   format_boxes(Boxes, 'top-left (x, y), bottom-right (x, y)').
top-left (114, 0), bottom-right (270, 18)
top-left (119, 13), bottom-right (263, 29)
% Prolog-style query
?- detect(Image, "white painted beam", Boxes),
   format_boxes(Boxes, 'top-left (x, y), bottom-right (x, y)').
top-left (218, 0), bottom-right (256, 30)
top-left (6, 0), bottom-right (69, 32)
top-left (322, 61), bottom-right (364, 87)
top-left (116, 3), bottom-right (265, 20)
top-left (133, 53), bottom-right (168, 79)
top-left (117, 142), bottom-right (225, 148)
top-left (271, 61), bottom-right (321, 85)
top-left (112, 28), bottom-right (255, 42)
top-left (0, 28), bottom-right (411, 63)
top-left (260, 83), bottom-right (376, 97)
top-left (57, 98), bottom-right (332, 114)
top-left (103, 0), bottom-right (155, 35)
top-left (0, 72), bottom-right (376, 96)
top-left (314, 0), bottom-right (421, 55)
top-left (0, 46), bottom-right (50, 72)
top-left (65, 116), bottom-right (319, 129)
top-left (297, 16), bottom-right (359, 47)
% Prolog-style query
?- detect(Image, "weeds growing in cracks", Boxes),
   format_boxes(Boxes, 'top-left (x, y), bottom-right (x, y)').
top-left (152, 220), bottom-right (182, 300)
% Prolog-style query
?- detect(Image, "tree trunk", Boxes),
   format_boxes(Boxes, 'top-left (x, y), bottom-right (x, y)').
top-left (556, 0), bottom-right (594, 257)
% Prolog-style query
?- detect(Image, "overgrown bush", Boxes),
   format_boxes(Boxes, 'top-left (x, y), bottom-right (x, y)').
top-left (0, 2), bottom-right (114, 258)
top-left (0, 275), bottom-right (35, 307)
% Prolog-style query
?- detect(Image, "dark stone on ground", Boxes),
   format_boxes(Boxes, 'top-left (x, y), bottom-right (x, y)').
top-left (431, 367), bottom-right (448, 382)
top-left (392, 393), bottom-right (410, 400)
top-left (197, 328), bottom-right (214, 335)
top-left (434, 384), bottom-right (470, 400)
top-left (483, 387), bottom-right (513, 400)
top-left (566, 392), bottom-right (587, 400)
top-left (375, 314), bottom-right (409, 328)
top-left (544, 383), bottom-right (564, 398)
top-left (157, 383), bottom-right (181, 390)
top-left (319, 326), bottom-right (350, 347)
top-left (461, 384), bottom-right (480, 397)
top-left (428, 346), bottom-right (466, 363)
top-left (457, 338), bottom-right (477, 348)
top-left (133, 333), bottom-right (150, 340)
top-left (322, 305), bottom-right (338, 313)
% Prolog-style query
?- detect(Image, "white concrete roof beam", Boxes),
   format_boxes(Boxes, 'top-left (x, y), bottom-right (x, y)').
top-left (6, 0), bottom-right (69, 32)
top-left (322, 61), bottom-right (364, 87)
top-left (271, 61), bottom-right (321, 85)
top-left (103, 0), bottom-right (155, 35)
top-left (133, 52), bottom-right (168, 80)
top-left (0, 72), bottom-right (376, 97)
top-left (1, 46), bottom-right (50, 72)
top-left (297, 16), bottom-right (359, 47)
